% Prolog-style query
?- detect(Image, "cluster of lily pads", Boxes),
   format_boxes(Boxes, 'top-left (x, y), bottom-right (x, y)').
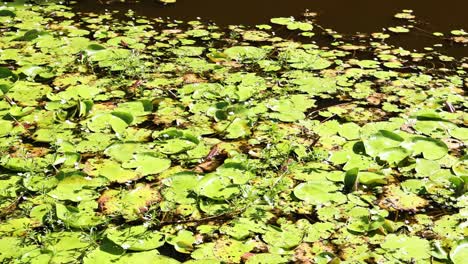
top-left (0, 1), bottom-right (467, 263)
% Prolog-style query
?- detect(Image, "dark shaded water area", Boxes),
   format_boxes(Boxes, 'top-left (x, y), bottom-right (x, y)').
top-left (74, 0), bottom-right (468, 58)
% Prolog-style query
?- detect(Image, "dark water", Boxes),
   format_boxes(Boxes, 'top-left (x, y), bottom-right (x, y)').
top-left (74, 0), bottom-right (468, 57)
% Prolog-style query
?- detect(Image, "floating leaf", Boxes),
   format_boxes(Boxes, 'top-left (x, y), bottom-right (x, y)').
top-left (450, 127), bottom-right (468, 140)
top-left (358, 171), bottom-right (387, 185)
top-left (246, 253), bottom-right (288, 264)
top-left (406, 136), bottom-right (448, 160)
top-left (48, 172), bottom-right (107, 202)
top-left (0, 120), bottom-right (13, 137)
top-left (381, 234), bottom-right (431, 262)
top-left (196, 174), bottom-right (239, 200)
top-left (166, 230), bottom-right (196, 253)
top-left (89, 159), bottom-right (141, 183)
top-left (106, 225), bottom-right (165, 251)
top-left (263, 223), bottom-right (303, 249)
top-left (122, 154), bottom-right (171, 175)
top-left (98, 184), bottom-right (160, 221)
top-left (388, 26), bottom-right (410, 33)
top-left (450, 239), bottom-right (468, 264)
top-left (363, 130), bottom-right (404, 157)
top-left (83, 240), bottom-right (174, 264)
top-left (270, 17), bottom-right (294, 25)
top-left (452, 159), bottom-right (467, 176)
top-left (224, 46), bottom-right (267, 61)
top-left (379, 185), bottom-right (428, 211)
top-left (294, 180), bottom-right (347, 205)
top-left (87, 112), bottom-right (132, 134)
top-left (56, 202), bottom-right (105, 229)
top-left (162, 172), bottom-right (201, 204)
top-left (213, 238), bottom-right (256, 263)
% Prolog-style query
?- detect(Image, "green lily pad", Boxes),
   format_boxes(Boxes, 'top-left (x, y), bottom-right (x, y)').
top-left (358, 171), bottom-right (387, 185)
top-left (158, 138), bottom-right (198, 154)
top-left (56, 202), bottom-right (105, 229)
top-left (154, 129), bottom-right (200, 154)
top-left (263, 223), bottom-right (304, 249)
top-left (0, 237), bottom-right (36, 262)
top-left (0, 120), bottom-right (13, 137)
top-left (363, 130), bottom-right (404, 157)
top-left (166, 230), bottom-right (196, 253)
top-left (452, 159), bottom-right (468, 176)
top-left (291, 76), bottom-right (337, 95)
top-left (363, 130), bottom-right (413, 164)
top-left (213, 238), bottom-right (256, 263)
top-left (388, 26), bottom-right (410, 33)
top-left (162, 172), bottom-right (201, 204)
top-left (106, 225), bottom-right (165, 251)
top-left (7, 81), bottom-right (52, 106)
top-left (122, 154), bottom-right (171, 175)
top-left (450, 239), bottom-right (468, 264)
top-left (270, 17), bottom-right (294, 25)
top-left (381, 234), bottom-right (431, 262)
top-left (245, 253), bottom-right (288, 264)
top-left (415, 158), bottom-right (440, 177)
top-left (48, 172), bottom-right (107, 202)
top-left (88, 159), bottom-right (142, 183)
top-left (104, 143), bottom-right (150, 162)
top-left (294, 180), bottom-right (347, 205)
top-left (87, 112), bottom-right (132, 134)
top-left (379, 185), bottom-right (428, 211)
top-left (196, 174), bottom-right (239, 201)
top-left (287, 21), bottom-right (313, 31)
top-left (216, 118), bottom-right (251, 139)
top-left (282, 49), bottom-right (333, 70)
top-left (224, 46), bottom-right (267, 62)
top-left (406, 136), bottom-right (448, 160)
top-left (268, 94), bottom-right (315, 122)
top-left (98, 184), bottom-right (159, 221)
top-left (84, 240), bottom-right (176, 264)
top-left (339, 122), bottom-right (361, 140)
top-left (377, 147), bottom-right (411, 164)
top-left (40, 232), bottom-right (91, 263)
top-left (450, 127), bottom-right (468, 140)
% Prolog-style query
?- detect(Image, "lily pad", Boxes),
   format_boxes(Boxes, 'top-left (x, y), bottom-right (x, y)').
top-left (262, 223), bottom-right (304, 249)
top-left (294, 180), bottom-right (347, 205)
top-left (450, 239), bottom-right (468, 264)
top-left (381, 234), bottom-right (431, 262)
top-left (406, 136), bottom-right (448, 160)
top-left (224, 46), bottom-right (267, 62)
top-left (0, 120), bottom-right (13, 137)
top-left (379, 185), bottom-right (428, 211)
top-left (122, 154), bottom-right (171, 175)
top-left (98, 184), bottom-right (160, 221)
top-left (48, 172), bottom-right (107, 202)
top-left (246, 253), bottom-right (288, 264)
top-left (213, 238), bottom-right (256, 263)
top-left (196, 174), bottom-right (239, 201)
top-left (106, 225), bottom-right (165, 251)
top-left (84, 240), bottom-right (175, 264)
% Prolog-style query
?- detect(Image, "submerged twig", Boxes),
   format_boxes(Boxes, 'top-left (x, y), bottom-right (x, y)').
top-left (157, 208), bottom-right (245, 226)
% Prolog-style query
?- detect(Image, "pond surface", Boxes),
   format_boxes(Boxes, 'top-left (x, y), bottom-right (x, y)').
top-left (75, 0), bottom-right (468, 57)
top-left (1, 1), bottom-right (467, 263)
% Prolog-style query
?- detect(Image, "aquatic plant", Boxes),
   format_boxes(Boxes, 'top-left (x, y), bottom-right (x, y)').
top-left (0, 1), bottom-right (466, 263)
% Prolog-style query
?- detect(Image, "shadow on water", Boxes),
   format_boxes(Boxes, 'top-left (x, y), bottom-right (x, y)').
top-left (74, 0), bottom-right (468, 57)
